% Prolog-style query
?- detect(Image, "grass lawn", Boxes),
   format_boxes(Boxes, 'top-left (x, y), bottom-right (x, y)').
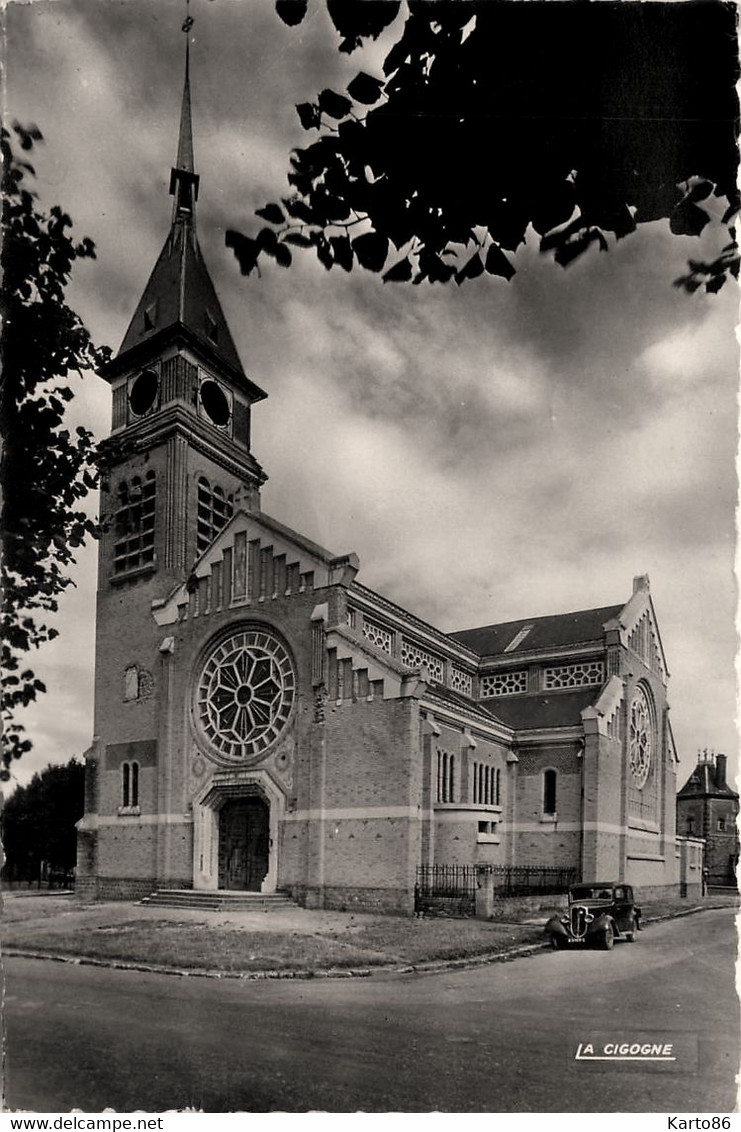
top-left (2, 897), bottom-right (542, 972)
top-left (2, 891), bottom-right (734, 974)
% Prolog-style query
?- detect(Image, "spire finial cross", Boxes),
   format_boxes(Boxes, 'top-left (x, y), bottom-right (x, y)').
top-left (182, 0), bottom-right (193, 34)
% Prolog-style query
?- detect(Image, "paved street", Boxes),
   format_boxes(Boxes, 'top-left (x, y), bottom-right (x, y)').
top-left (4, 907), bottom-right (738, 1112)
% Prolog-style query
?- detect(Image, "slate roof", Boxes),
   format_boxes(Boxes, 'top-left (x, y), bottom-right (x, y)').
top-left (117, 226), bottom-right (250, 381)
top-left (421, 682), bottom-right (511, 729)
top-left (450, 605), bottom-right (624, 656)
top-left (677, 760), bottom-right (738, 799)
top-left (479, 689), bottom-right (599, 731)
top-left (109, 45), bottom-right (266, 401)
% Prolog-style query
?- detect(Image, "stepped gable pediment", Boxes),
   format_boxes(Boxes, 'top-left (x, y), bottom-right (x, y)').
top-left (604, 582), bottom-right (668, 680)
top-left (152, 509), bottom-right (358, 626)
top-left (324, 621), bottom-right (428, 702)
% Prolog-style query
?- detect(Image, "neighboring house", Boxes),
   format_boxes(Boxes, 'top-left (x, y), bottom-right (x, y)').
top-left (76, 50), bottom-right (686, 912)
top-left (676, 751), bottom-right (739, 888)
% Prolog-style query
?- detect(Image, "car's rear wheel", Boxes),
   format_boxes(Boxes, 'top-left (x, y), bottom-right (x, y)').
top-left (625, 917), bottom-right (638, 942)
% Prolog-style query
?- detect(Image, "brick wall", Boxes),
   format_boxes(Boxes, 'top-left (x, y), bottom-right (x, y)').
top-left (291, 697), bottom-right (421, 906)
top-left (513, 743), bottom-right (582, 871)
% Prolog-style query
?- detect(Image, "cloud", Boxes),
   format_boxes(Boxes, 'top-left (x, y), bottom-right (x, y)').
top-left (5, 0), bottom-right (738, 792)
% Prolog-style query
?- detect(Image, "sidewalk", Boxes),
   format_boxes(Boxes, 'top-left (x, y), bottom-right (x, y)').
top-left (2, 890), bottom-right (736, 980)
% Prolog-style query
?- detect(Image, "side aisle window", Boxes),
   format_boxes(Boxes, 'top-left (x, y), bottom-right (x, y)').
top-left (543, 769), bottom-right (557, 815)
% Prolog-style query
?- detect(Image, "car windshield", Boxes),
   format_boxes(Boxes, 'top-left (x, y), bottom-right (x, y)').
top-left (570, 886), bottom-right (614, 901)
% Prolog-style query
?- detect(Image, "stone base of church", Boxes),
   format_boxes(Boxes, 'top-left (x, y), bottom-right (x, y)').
top-left (633, 881), bottom-right (700, 902)
top-left (293, 883), bottom-right (414, 916)
top-left (74, 876), bottom-right (168, 902)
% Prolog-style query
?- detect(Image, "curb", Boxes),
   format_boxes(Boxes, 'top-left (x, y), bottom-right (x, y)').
top-left (4, 903), bottom-right (734, 983)
top-left (2, 937), bottom-right (547, 982)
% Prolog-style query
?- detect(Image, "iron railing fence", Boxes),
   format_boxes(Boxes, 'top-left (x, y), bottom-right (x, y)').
top-left (415, 864), bottom-right (577, 912)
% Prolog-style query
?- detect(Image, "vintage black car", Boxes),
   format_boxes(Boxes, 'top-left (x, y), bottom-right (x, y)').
top-left (545, 882), bottom-right (642, 950)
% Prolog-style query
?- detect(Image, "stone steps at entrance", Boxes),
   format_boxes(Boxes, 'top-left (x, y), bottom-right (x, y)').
top-left (139, 889), bottom-right (295, 911)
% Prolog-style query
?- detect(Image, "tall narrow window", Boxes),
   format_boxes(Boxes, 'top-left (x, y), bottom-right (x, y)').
top-left (197, 477), bottom-right (234, 555)
top-left (543, 769), bottom-right (557, 815)
top-left (437, 750), bottom-right (456, 803)
top-left (113, 472), bottom-right (156, 573)
top-left (121, 761), bottom-right (140, 809)
top-left (495, 768), bottom-right (501, 806)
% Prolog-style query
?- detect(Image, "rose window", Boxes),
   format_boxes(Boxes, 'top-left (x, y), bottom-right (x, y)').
top-left (629, 686), bottom-right (652, 789)
top-left (197, 629), bottom-right (295, 760)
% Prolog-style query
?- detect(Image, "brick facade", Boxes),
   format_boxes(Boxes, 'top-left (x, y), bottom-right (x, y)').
top-left (77, 98), bottom-right (687, 910)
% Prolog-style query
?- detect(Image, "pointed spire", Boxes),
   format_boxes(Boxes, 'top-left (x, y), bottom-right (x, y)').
top-left (108, 3), bottom-right (267, 405)
top-left (169, 11), bottom-right (200, 219)
top-left (176, 38), bottom-right (195, 174)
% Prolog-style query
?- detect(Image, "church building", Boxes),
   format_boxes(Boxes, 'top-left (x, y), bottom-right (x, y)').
top-left (76, 51), bottom-right (686, 912)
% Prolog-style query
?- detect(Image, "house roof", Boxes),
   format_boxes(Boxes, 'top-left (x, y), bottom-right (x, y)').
top-left (480, 689), bottom-right (598, 731)
top-left (677, 760), bottom-right (738, 799)
top-left (450, 605), bottom-right (623, 657)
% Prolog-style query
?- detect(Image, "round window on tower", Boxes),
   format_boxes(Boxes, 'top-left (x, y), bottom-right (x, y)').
top-left (199, 379), bottom-right (231, 428)
top-left (128, 368), bottom-right (159, 417)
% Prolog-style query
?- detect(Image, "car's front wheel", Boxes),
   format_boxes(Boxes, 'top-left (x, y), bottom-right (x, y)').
top-left (599, 926), bottom-right (615, 951)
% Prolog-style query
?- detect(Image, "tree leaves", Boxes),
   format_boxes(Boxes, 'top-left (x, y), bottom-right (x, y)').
top-left (230, 2), bottom-right (738, 290)
top-left (484, 243), bottom-right (516, 281)
top-left (670, 198), bottom-right (711, 238)
top-left (352, 230), bottom-right (389, 272)
top-left (255, 202), bottom-right (285, 225)
top-left (326, 0), bottom-right (402, 53)
top-left (282, 231), bottom-right (314, 247)
top-left (455, 251), bottom-right (484, 285)
top-left (347, 72), bottom-right (385, 105)
top-left (330, 234), bottom-right (353, 271)
top-left (1, 125), bottom-right (107, 778)
top-left (225, 230), bottom-right (259, 275)
top-left (0, 757), bottom-right (85, 877)
top-left (317, 89), bottom-right (353, 121)
top-left (296, 102), bottom-right (321, 131)
top-left (275, 0), bottom-right (308, 27)
top-left (383, 256), bottom-right (412, 282)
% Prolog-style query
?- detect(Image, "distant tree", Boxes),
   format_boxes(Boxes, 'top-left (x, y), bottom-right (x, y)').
top-left (1, 758), bottom-right (85, 883)
top-left (0, 123), bottom-right (110, 780)
top-left (228, 1), bottom-right (739, 292)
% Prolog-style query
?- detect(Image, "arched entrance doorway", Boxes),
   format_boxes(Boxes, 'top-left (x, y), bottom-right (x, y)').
top-left (218, 795), bottom-right (270, 891)
top-left (192, 770), bottom-right (285, 893)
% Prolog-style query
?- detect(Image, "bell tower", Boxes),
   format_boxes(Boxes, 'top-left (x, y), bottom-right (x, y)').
top-left (97, 30), bottom-right (267, 596)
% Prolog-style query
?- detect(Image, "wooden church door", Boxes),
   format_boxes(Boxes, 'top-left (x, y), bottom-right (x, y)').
top-left (219, 797), bottom-right (270, 891)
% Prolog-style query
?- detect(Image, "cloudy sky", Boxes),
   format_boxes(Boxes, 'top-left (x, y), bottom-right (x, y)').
top-left (5, 0), bottom-right (738, 791)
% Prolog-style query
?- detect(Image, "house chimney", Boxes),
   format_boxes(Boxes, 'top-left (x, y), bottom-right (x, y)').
top-left (633, 574), bottom-right (650, 594)
top-left (715, 753), bottom-right (727, 790)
